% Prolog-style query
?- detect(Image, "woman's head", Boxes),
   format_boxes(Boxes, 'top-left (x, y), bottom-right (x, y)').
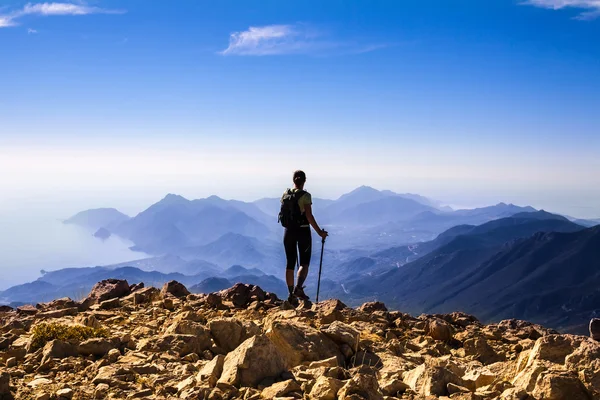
top-left (293, 170), bottom-right (306, 188)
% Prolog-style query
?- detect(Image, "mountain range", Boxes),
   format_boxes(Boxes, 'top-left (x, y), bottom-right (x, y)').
top-left (329, 211), bottom-right (598, 334)
top-left (3, 187), bottom-right (599, 334)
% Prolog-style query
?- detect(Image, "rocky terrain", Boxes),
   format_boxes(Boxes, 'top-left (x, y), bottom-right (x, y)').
top-left (1, 279), bottom-right (599, 400)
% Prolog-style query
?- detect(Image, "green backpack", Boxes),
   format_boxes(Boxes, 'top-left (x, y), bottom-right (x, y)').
top-left (278, 189), bottom-right (308, 228)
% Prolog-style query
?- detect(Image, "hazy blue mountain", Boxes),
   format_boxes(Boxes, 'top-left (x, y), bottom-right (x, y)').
top-left (570, 218), bottom-right (600, 228)
top-left (334, 216), bottom-right (590, 333)
top-left (64, 208), bottom-right (130, 231)
top-left (178, 233), bottom-right (281, 268)
top-left (222, 265), bottom-right (265, 278)
top-left (325, 196), bottom-right (437, 227)
top-left (0, 281), bottom-right (57, 304)
top-left (110, 194), bottom-right (274, 254)
top-left (105, 254), bottom-right (221, 276)
top-left (189, 277), bottom-right (232, 294)
top-left (369, 211), bottom-right (584, 268)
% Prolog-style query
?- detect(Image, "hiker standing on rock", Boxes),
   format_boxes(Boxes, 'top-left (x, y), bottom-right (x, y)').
top-left (278, 170), bottom-right (328, 304)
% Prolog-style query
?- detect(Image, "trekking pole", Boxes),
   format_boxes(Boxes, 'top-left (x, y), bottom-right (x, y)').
top-left (316, 236), bottom-right (326, 303)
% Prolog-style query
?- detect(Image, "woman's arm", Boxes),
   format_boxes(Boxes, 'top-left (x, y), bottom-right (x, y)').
top-left (304, 203), bottom-right (328, 239)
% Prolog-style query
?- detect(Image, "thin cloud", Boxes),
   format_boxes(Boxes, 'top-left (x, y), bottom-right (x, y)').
top-left (0, 2), bottom-right (125, 28)
top-left (27, 28), bottom-right (38, 34)
top-left (220, 23), bottom-right (386, 56)
top-left (523, 0), bottom-right (600, 20)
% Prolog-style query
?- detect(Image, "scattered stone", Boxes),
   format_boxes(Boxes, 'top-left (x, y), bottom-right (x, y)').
top-left (78, 338), bottom-right (116, 357)
top-left (197, 354), bottom-right (225, 387)
top-left (56, 388), bottom-right (73, 399)
top-left (208, 318), bottom-right (247, 352)
top-left (309, 376), bottom-right (344, 400)
top-left (218, 335), bottom-right (286, 387)
top-left (41, 340), bottom-right (78, 365)
top-left (427, 318), bottom-right (453, 341)
top-left (161, 280), bottom-right (190, 299)
top-left (85, 278), bottom-right (131, 305)
top-left (265, 319), bottom-right (343, 369)
top-left (98, 298), bottom-right (121, 310)
top-left (358, 301), bottom-right (387, 313)
top-left (261, 379), bottom-right (301, 398)
top-left (1, 281), bottom-right (599, 400)
top-left (321, 321), bottom-right (360, 348)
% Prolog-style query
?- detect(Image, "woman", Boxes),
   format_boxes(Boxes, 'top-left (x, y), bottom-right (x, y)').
top-left (280, 170), bottom-right (328, 303)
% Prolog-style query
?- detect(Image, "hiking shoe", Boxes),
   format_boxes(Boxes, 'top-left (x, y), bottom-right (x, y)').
top-left (287, 294), bottom-right (298, 306)
top-left (293, 286), bottom-right (310, 301)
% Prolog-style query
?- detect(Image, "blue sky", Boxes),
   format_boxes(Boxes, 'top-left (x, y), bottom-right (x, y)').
top-left (1, 0), bottom-right (599, 218)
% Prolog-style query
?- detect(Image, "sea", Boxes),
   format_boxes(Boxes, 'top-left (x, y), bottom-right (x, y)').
top-left (0, 214), bottom-right (148, 291)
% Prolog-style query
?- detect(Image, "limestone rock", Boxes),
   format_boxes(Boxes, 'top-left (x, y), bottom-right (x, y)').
top-left (41, 340), bottom-right (78, 364)
top-left (308, 376), bottom-right (343, 400)
top-left (85, 278), bottom-right (131, 304)
top-left (321, 321), bottom-right (359, 348)
top-left (56, 388), bottom-right (73, 399)
top-left (161, 280), bottom-right (190, 299)
top-left (197, 354), bottom-right (225, 387)
top-left (208, 318), bottom-right (247, 352)
top-left (358, 301), bottom-right (387, 313)
top-left (261, 379), bottom-right (301, 398)
top-left (265, 319), bottom-right (343, 369)
top-left (528, 334), bottom-right (584, 365)
top-left (137, 334), bottom-right (210, 357)
top-left (218, 335), bottom-right (286, 388)
top-left (78, 338), bottom-right (116, 357)
top-left (463, 337), bottom-right (501, 364)
top-left (427, 318), bottom-right (453, 341)
top-left (403, 358), bottom-right (464, 396)
top-left (337, 372), bottom-right (384, 400)
top-left (531, 370), bottom-right (592, 400)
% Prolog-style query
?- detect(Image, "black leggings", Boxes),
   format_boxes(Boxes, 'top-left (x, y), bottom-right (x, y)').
top-left (284, 227), bottom-right (312, 270)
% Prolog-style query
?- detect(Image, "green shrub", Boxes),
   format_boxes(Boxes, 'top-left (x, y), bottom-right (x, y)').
top-left (30, 322), bottom-right (109, 351)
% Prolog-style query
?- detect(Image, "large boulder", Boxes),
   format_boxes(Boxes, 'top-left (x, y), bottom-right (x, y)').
top-left (261, 380), bottom-right (302, 399)
top-left (427, 318), bottom-right (453, 342)
top-left (321, 321), bottom-right (360, 348)
top-left (265, 319), bottom-right (343, 369)
top-left (84, 279), bottom-right (131, 306)
top-left (78, 338), bottom-right (116, 357)
top-left (197, 354), bottom-right (225, 387)
top-left (358, 301), bottom-right (387, 313)
top-left (337, 371), bottom-right (384, 400)
top-left (160, 281), bottom-right (190, 299)
top-left (219, 283), bottom-right (265, 308)
top-left (41, 340), bottom-right (78, 365)
top-left (218, 335), bottom-right (286, 388)
top-left (309, 376), bottom-right (344, 400)
top-left (531, 370), bottom-right (593, 400)
top-left (208, 318), bottom-right (245, 352)
top-left (137, 334), bottom-right (211, 357)
top-left (403, 358), bottom-right (464, 396)
top-left (164, 319), bottom-right (212, 345)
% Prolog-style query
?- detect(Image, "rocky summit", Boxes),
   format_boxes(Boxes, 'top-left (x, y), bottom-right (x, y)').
top-left (1, 279), bottom-right (599, 400)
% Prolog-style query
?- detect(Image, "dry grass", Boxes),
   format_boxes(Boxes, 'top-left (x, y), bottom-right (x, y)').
top-left (29, 322), bottom-right (109, 351)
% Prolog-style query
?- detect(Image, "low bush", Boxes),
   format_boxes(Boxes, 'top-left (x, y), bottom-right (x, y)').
top-left (29, 322), bottom-right (109, 351)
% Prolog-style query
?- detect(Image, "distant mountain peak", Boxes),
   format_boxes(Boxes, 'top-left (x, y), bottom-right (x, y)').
top-left (160, 193), bottom-right (189, 204)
